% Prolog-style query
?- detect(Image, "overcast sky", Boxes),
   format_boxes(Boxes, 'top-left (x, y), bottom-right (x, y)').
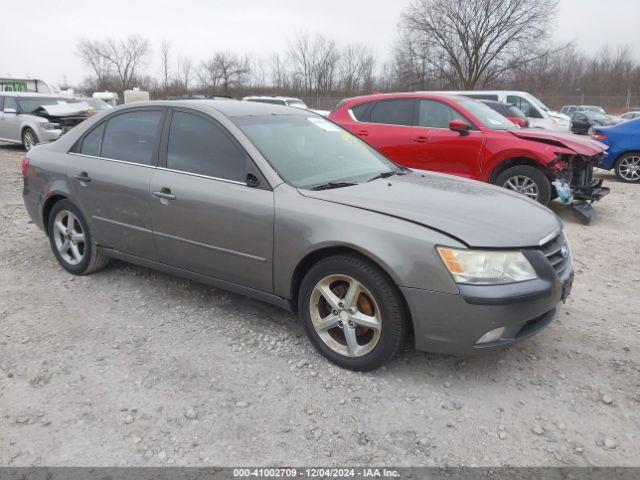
top-left (2, 0), bottom-right (639, 86)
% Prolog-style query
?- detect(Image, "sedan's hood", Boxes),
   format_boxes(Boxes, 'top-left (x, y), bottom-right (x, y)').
top-left (36, 102), bottom-right (89, 117)
top-left (300, 172), bottom-right (561, 248)
top-left (509, 129), bottom-right (605, 156)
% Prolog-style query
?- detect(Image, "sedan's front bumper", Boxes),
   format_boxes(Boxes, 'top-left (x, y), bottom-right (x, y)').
top-left (35, 127), bottom-right (62, 143)
top-left (402, 248), bottom-right (573, 355)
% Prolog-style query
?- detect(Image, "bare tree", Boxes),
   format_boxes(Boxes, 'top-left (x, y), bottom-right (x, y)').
top-left (76, 40), bottom-right (113, 88)
top-left (338, 44), bottom-right (376, 96)
top-left (288, 33), bottom-right (340, 104)
top-left (177, 56), bottom-right (193, 91)
top-left (76, 36), bottom-right (151, 92)
top-left (398, 0), bottom-right (558, 89)
top-left (198, 52), bottom-right (250, 93)
top-left (269, 53), bottom-right (290, 90)
top-left (160, 39), bottom-right (171, 97)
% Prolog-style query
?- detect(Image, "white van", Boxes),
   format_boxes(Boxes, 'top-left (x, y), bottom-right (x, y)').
top-left (423, 90), bottom-right (570, 130)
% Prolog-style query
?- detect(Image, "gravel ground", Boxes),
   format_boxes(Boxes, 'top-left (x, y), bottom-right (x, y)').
top-left (1, 143), bottom-right (639, 467)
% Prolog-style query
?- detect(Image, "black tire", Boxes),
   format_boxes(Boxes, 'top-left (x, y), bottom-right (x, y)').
top-left (22, 128), bottom-right (39, 151)
top-left (298, 254), bottom-right (407, 371)
top-left (47, 199), bottom-right (110, 275)
top-left (495, 165), bottom-right (552, 205)
top-left (614, 153), bottom-right (640, 183)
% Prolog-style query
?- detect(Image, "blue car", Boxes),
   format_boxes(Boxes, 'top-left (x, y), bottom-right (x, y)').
top-left (591, 119), bottom-right (640, 183)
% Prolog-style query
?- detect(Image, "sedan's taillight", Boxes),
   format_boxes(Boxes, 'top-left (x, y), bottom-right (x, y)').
top-left (591, 130), bottom-right (607, 141)
top-left (21, 156), bottom-right (30, 177)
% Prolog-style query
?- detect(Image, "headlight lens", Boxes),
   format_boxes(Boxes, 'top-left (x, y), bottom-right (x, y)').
top-left (437, 247), bottom-right (537, 285)
top-left (39, 122), bottom-right (60, 130)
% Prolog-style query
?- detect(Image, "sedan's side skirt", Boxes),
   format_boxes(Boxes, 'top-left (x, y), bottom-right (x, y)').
top-left (98, 247), bottom-right (293, 313)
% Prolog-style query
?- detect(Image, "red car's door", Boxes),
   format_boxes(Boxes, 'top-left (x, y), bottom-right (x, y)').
top-left (413, 99), bottom-right (485, 179)
top-left (344, 98), bottom-right (429, 166)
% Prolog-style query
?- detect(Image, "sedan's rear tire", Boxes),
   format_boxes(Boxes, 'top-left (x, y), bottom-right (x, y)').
top-left (298, 254), bottom-right (407, 371)
top-left (47, 200), bottom-right (110, 275)
top-left (614, 153), bottom-right (640, 183)
top-left (22, 128), bottom-right (39, 151)
top-left (495, 165), bottom-right (552, 205)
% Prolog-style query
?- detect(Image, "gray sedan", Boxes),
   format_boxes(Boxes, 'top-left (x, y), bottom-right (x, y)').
top-left (22, 100), bottom-right (574, 370)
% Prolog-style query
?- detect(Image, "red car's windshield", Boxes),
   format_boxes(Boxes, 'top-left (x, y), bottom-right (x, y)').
top-left (458, 99), bottom-right (517, 131)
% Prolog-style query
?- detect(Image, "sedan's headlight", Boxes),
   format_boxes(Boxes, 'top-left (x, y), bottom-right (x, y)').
top-left (39, 122), bottom-right (60, 130)
top-left (437, 247), bottom-right (537, 285)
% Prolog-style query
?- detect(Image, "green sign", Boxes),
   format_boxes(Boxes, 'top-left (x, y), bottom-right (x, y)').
top-left (0, 80), bottom-right (28, 92)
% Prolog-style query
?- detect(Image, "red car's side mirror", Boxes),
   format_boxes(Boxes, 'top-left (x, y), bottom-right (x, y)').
top-left (507, 117), bottom-right (527, 128)
top-left (449, 120), bottom-right (470, 134)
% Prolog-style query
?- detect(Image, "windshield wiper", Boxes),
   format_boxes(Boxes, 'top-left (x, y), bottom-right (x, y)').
top-left (310, 181), bottom-right (358, 191)
top-left (367, 171), bottom-right (403, 182)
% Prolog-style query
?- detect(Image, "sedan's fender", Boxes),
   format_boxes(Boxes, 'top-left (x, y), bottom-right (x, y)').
top-left (272, 184), bottom-right (463, 300)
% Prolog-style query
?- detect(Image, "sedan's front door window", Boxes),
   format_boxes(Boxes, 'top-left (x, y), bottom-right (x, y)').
top-left (4, 96), bottom-right (17, 112)
top-left (418, 100), bottom-right (465, 128)
top-left (101, 111), bottom-right (163, 165)
top-left (166, 111), bottom-right (248, 182)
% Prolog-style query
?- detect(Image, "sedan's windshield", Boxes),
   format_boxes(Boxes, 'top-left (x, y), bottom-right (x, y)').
top-left (234, 115), bottom-right (399, 189)
top-left (458, 99), bottom-right (516, 130)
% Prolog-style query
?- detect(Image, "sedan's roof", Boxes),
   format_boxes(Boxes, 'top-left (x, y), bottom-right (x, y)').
top-left (114, 99), bottom-right (308, 117)
top-left (1, 91), bottom-right (68, 98)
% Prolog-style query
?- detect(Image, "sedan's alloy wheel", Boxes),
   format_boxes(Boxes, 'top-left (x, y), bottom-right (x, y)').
top-left (502, 175), bottom-right (539, 200)
top-left (53, 210), bottom-right (86, 266)
top-left (309, 274), bottom-right (382, 357)
top-left (618, 155), bottom-right (640, 182)
top-left (23, 129), bottom-right (37, 151)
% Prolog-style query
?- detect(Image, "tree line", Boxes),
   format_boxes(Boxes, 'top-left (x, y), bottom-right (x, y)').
top-left (74, 0), bottom-right (640, 109)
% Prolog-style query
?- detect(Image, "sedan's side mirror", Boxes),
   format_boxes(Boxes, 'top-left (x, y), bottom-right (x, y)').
top-left (507, 117), bottom-right (527, 128)
top-left (449, 120), bottom-right (470, 134)
top-left (246, 173), bottom-right (261, 188)
top-left (3, 108), bottom-right (17, 114)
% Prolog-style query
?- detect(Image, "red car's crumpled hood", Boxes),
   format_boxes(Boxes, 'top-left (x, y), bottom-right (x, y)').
top-left (509, 129), bottom-right (606, 156)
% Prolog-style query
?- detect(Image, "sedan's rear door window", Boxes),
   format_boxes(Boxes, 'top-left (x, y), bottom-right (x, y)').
top-left (79, 122), bottom-right (105, 157)
top-left (101, 110), bottom-right (163, 165)
top-left (166, 111), bottom-right (247, 182)
top-left (368, 99), bottom-right (416, 126)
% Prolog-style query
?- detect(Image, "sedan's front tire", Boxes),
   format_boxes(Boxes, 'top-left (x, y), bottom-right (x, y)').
top-left (495, 165), bottom-right (552, 205)
top-left (298, 254), bottom-right (407, 371)
top-left (47, 200), bottom-right (110, 275)
top-left (22, 128), bottom-right (39, 151)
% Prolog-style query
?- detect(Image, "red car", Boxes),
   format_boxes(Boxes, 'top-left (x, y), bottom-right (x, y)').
top-left (329, 93), bottom-right (609, 210)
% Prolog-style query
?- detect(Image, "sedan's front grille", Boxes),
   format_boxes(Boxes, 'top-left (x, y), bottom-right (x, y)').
top-left (540, 233), bottom-right (570, 277)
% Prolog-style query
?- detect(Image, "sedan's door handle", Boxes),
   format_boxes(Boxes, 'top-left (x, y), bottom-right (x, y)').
top-left (153, 188), bottom-right (176, 201)
top-left (356, 130), bottom-right (369, 137)
top-left (412, 136), bottom-right (429, 143)
top-left (74, 171), bottom-right (92, 183)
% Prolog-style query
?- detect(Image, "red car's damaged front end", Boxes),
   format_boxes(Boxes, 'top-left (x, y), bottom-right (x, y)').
top-left (329, 93), bottom-right (609, 223)
top-left (506, 129), bottom-right (609, 204)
